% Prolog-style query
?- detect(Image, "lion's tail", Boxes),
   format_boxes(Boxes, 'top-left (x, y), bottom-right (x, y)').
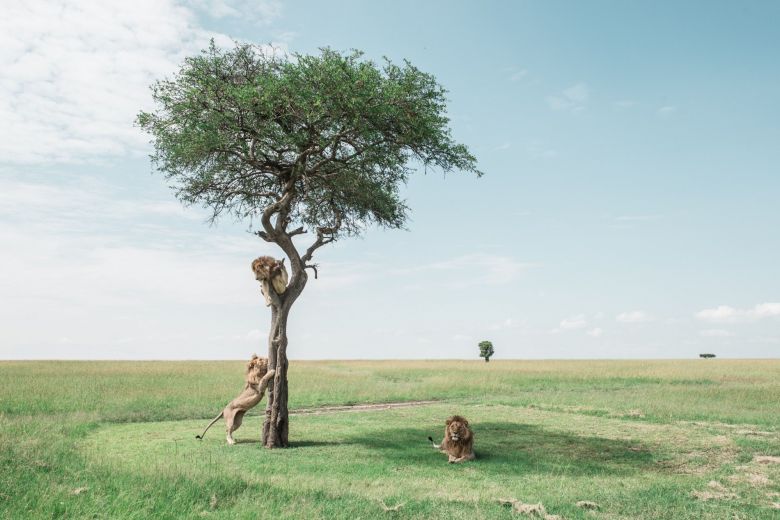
top-left (195, 412), bottom-right (223, 440)
top-left (428, 436), bottom-right (440, 449)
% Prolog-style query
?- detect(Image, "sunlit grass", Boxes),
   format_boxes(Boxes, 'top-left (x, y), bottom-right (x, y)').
top-left (1, 359), bottom-right (778, 518)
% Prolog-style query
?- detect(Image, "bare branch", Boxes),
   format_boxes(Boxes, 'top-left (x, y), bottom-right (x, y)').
top-left (301, 212), bottom-right (342, 265)
top-left (255, 230), bottom-right (272, 242)
top-left (304, 263), bottom-right (319, 279)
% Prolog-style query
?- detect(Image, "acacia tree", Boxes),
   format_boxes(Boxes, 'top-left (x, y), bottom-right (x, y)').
top-left (478, 340), bottom-right (494, 362)
top-left (137, 42), bottom-right (481, 448)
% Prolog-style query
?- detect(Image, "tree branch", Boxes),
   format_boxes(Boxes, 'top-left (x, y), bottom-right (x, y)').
top-left (301, 212), bottom-right (342, 265)
top-left (304, 263), bottom-right (319, 279)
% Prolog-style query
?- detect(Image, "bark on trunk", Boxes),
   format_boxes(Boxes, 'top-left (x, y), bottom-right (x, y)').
top-left (261, 252), bottom-right (305, 448)
top-left (258, 193), bottom-right (312, 447)
top-left (262, 304), bottom-right (290, 448)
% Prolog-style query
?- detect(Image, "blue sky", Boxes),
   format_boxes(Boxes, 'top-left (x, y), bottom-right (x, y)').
top-left (1, 1), bottom-right (778, 359)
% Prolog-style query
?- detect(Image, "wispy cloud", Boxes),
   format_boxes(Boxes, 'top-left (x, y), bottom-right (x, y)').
top-left (0, 0), bottom-right (284, 165)
top-left (527, 140), bottom-right (557, 159)
top-left (451, 334), bottom-right (474, 342)
top-left (191, 0), bottom-right (282, 22)
top-left (586, 327), bottom-right (603, 337)
top-left (616, 311), bottom-right (654, 323)
top-left (657, 106), bottom-right (677, 117)
top-left (396, 253), bottom-right (534, 288)
top-left (559, 314), bottom-right (588, 330)
top-left (699, 329), bottom-right (733, 337)
top-left (509, 70), bottom-right (528, 82)
top-left (695, 303), bottom-right (780, 323)
top-left (503, 66), bottom-right (528, 82)
top-left (489, 318), bottom-right (522, 331)
top-left (546, 82), bottom-right (589, 112)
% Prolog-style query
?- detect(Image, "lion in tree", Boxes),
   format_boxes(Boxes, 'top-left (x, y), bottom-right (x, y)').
top-left (251, 256), bottom-right (289, 306)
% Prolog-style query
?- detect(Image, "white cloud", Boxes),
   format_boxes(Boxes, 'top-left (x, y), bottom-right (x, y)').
top-left (0, 0), bottom-right (283, 165)
top-left (0, 176), bottom-right (266, 310)
top-left (616, 311), bottom-right (653, 323)
top-left (489, 317), bottom-right (521, 331)
top-left (699, 329), bottom-right (733, 337)
top-left (509, 69), bottom-right (528, 82)
top-left (503, 66), bottom-right (528, 82)
top-left (191, 0), bottom-right (281, 21)
top-left (695, 303), bottom-right (780, 323)
top-left (451, 334), bottom-right (473, 342)
top-left (546, 82), bottom-right (589, 112)
top-left (658, 106), bottom-right (677, 117)
top-left (559, 315), bottom-right (588, 330)
top-left (397, 253), bottom-right (533, 288)
top-left (586, 327), bottom-right (603, 337)
top-left (246, 329), bottom-right (267, 341)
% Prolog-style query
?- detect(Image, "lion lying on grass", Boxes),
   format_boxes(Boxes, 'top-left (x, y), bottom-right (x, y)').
top-left (196, 354), bottom-right (275, 445)
top-left (428, 415), bottom-right (475, 463)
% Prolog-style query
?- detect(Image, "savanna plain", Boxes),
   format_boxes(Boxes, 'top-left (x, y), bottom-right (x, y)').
top-left (1, 359), bottom-right (779, 519)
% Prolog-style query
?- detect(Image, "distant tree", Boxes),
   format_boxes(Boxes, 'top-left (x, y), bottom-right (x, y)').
top-left (478, 340), bottom-right (494, 362)
top-left (137, 42), bottom-right (481, 448)
top-left (699, 353), bottom-right (717, 359)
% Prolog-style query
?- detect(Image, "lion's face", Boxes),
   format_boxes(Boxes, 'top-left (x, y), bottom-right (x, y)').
top-left (246, 354), bottom-right (269, 384)
top-left (251, 257), bottom-right (270, 281)
top-left (446, 416), bottom-right (471, 443)
top-left (252, 256), bottom-right (283, 282)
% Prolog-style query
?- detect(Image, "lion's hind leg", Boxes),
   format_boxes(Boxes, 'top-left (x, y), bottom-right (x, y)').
top-left (224, 408), bottom-right (239, 445)
top-left (232, 410), bottom-right (245, 433)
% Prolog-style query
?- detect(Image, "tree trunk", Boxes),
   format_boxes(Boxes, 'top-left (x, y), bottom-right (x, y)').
top-left (485, 357), bottom-right (490, 362)
top-left (262, 304), bottom-right (290, 448)
top-left (257, 211), bottom-right (309, 448)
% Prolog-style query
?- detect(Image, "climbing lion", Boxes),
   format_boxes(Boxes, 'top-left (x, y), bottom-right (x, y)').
top-left (196, 354), bottom-right (276, 445)
top-left (428, 415), bottom-right (475, 463)
top-left (251, 256), bottom-right (288, 306)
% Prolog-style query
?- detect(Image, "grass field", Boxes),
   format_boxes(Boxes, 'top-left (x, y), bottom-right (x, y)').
top-left (1, 360), bottom-right (779, 519)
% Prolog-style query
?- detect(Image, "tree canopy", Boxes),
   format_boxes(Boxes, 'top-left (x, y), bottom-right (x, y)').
top-left (138, 42), bottom-right (481, 447)
top-left (479, 340), bottom-right (494, 362)
top-left (137, 42), bottom-right (481, 244)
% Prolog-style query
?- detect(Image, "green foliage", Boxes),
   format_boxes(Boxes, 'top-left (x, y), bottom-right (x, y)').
top-left (478, 340), bottom-right (494, 362)
top-left (137, 41), bottom-right (481, 237)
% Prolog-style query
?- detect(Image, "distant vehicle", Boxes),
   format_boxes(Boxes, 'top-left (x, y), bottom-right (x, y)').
top-left (699, 353), bottom-right (716, 359)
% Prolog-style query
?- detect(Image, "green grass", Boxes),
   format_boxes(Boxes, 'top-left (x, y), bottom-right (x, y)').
top-left (1, 360), bottom-right (779, 519)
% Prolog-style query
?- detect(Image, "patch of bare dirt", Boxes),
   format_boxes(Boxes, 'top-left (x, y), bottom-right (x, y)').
top-left (289, 400), bottom-right (440, 415)
top-left (692, 481), bottom-right (738, 501)
top-left (499, 499), bottom-right (561, 519)
top-left (754, 455), bottom-right (780, 464)
top-left (729, 472), bottom-right (771, 487)
top-left (735, 429), bottom-right (775, 436)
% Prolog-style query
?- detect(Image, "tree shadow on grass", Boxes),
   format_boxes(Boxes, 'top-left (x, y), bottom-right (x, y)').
top-left (288, 440), bottom-right (346, 448)
top-left (345, 422), bottom-right (658, 477)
